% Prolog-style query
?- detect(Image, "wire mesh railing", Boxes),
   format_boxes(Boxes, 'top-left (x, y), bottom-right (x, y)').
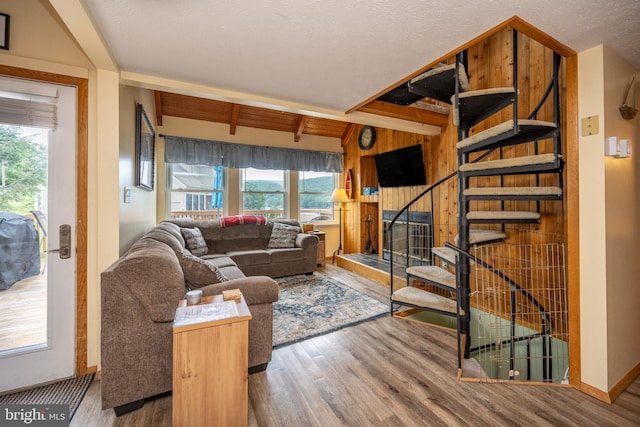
top-left (465, 238), bottom-right (568, 383)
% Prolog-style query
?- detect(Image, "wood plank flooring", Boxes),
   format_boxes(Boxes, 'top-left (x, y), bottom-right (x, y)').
top-left (71, 264), bottom-right (640, 427)
top-left (0, 273), bottom-right (47, 351)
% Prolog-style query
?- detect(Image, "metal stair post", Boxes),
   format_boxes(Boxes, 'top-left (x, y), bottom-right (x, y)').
top-left (454, 49), bottom-right (472, 359)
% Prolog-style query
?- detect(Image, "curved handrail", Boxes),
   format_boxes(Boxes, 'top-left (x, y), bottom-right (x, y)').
top-left (386, 147), bottom-right (499, 283)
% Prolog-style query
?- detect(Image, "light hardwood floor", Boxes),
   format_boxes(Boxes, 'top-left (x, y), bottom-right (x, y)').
top-left (71, 264), bottom-right (640, 427)
top-left (0, 273), bottom-right (46, 352)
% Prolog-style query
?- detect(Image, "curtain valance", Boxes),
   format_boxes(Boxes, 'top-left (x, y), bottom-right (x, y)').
top-left (164, 135), bottom-right (343, 173)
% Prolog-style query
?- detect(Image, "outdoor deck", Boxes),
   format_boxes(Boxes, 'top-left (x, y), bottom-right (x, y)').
top-left (0, 273), bottom-right (47, 352)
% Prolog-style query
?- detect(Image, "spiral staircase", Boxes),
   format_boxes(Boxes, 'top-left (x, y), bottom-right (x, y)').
top-left (387, 29), bottom-right (566, 382)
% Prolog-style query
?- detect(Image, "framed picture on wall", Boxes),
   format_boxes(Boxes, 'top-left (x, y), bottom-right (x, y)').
top-left (0, 14), bottom-right (10, 50)
top-left (135, 103), bottom-right (155, 191)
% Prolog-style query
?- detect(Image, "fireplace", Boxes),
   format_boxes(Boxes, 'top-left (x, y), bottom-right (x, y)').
top-left (382, 210), bottom-right (433, 267)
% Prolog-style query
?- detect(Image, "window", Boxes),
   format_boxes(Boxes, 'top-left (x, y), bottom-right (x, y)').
top-left (240, 168), bottom-right (286, 220)
top-left (167, 164), bottom-right (340, 222)
top-left (170, 164), bottom-right (224, 220)
top-left (299, 171), bottom-right (336, 222)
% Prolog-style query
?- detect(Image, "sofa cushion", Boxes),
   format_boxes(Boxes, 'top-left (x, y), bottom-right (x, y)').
top-left (267, 222), bottom-right (300, 248)
top-left (227, 250), bottom-right (271, 267)
top-left (199, 255), bottom-right (238, 269)
top-left (217, 266), bottom-right (245, 281)
top-left (176, 249), bottom-right (227, 288)
top-left (218, 224), bottom-right (268, 252)
top-left (181, 227), bottom-right (208, 256)
top-left (267, 247), bottom-right (304, 263)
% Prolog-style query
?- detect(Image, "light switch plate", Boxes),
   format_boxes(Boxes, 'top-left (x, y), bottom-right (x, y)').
top-left (581, 115), bottom-right (599, 136)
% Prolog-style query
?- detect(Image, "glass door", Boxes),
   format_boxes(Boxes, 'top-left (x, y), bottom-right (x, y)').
top-left (0, 77), bottom-right (76, 391)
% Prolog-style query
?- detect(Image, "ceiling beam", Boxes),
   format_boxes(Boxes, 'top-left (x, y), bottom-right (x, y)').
top-left (341, 123), bottom-right (357, 147)
top-left (294, 115), bottom-right (307, 142)
top-left (49, 0), bottom-right (118, 72)
top-left (154, 91), bottom-right (163, 126)
top-left (357, 101), bottom-right (449, 128)
top-left (230, 103), bottom-right (240, 135)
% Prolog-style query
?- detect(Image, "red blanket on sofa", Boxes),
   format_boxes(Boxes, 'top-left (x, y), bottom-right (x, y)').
top-left (219, 215), bottom-right (267, 227)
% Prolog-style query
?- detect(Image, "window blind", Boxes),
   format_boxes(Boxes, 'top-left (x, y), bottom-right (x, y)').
top-left (0, 77), bottom-right (58, 129)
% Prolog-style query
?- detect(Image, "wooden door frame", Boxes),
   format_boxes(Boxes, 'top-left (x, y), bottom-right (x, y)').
top-left (0, 65), bottom-right (88, 376)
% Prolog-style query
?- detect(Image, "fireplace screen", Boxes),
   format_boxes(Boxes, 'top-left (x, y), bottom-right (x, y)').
top-left (382, 210), bottom-right (433, 267)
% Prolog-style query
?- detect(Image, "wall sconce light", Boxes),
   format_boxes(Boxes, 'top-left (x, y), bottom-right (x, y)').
top-left (605, 136), bottom-right (632, 158)
top-left (618, 139), bottom-right (631, 158)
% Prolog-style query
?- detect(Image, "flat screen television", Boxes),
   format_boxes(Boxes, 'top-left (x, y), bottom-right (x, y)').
top-left (374, 144), bottom-right (427, 187)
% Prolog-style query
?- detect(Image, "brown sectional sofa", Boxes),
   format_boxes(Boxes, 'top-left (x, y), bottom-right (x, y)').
top-left (100, 219), bottom-right (317, 415)
top-left (167, 218), bottom-right (318, 277)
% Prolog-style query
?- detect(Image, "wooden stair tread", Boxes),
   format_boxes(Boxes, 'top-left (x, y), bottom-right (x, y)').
top-left (467, 211), bottom-right (540, 223)
top-left (411, 100), bottom-right (451, 115)
top-left (456, 119), bottom-right (557, 153)
top-left (431, 247), bottom-right (474, 267)
top-left (457, 86), bottom-right (516, 99)
top-left (459, 153), bottom-right (559, 176)
top-left (406, 265), bottom-right (456, 291)
top-left (431, 247), bottom-right (457, 266)
top-left (455, 229), bottom-right (507, 246)
top-left (464, 186), bottom-right (562, 197)
top-left (392, 286), bottom-right (458, 315)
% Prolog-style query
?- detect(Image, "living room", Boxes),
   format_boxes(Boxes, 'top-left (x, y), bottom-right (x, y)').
top-left (0, 0), bottom-right (639, 425)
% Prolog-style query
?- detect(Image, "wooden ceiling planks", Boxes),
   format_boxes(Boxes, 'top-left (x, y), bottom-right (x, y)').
top-left (153, 89), bottom-right (448, 143)
top-left (154, 90), bottom-right (355, 142)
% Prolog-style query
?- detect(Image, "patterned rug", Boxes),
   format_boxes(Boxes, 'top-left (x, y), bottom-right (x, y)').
top-left (0, 373), bottom-right (94, 420)
top-left (273, 272), bottom-right (388, 348)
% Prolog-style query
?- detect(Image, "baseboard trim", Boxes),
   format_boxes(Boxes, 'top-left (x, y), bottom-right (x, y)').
top-left (609, 361), bottom-right (640, 403)
top-left (579, 361), bottom-right (640, 404)
top-left (579, 382), bottom-right (612, 404)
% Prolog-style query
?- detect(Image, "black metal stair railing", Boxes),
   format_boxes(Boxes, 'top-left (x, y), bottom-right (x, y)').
top-left (387, 146), bottom-right (500, 290)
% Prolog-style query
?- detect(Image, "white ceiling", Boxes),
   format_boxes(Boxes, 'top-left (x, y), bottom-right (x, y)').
top-left (82, 0), bottom-right (640, 113)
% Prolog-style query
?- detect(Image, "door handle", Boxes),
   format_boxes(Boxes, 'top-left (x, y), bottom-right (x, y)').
top-left (45, 224), bottom-right (71, 259)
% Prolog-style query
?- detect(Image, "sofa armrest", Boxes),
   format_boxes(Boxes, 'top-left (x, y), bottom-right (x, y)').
top-left (199, 275), bottom-right (279, 305)
top-left (295, 233), bottom-right (318, 249)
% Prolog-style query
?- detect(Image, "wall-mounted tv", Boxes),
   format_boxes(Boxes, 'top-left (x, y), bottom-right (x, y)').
top-left (374, 144), bottom-right (427, 187)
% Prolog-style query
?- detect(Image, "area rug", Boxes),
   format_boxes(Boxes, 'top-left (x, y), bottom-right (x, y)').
top-left (273, 272), bottom-right (388, 348)
top-left (0, 373), bottom-right (94, 420)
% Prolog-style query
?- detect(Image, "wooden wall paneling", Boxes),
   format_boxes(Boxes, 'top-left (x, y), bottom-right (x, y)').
top-left (343, 135), bottom-right (359, 254)
top-left (517, 30), bottom-right (534, 218)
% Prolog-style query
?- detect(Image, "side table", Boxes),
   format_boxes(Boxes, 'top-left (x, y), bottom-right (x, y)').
top-left (172, 294), bottom-right (252, 427)
top-left (311, 231), bottom-right (326, 266)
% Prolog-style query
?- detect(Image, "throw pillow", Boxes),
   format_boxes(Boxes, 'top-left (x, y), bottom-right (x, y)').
top-left (267, 222), bottom-right (300, 249)
top-left (176, 249), bottom-right (228, 288)
top-left (180, 227), bottom-right (208, 256)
